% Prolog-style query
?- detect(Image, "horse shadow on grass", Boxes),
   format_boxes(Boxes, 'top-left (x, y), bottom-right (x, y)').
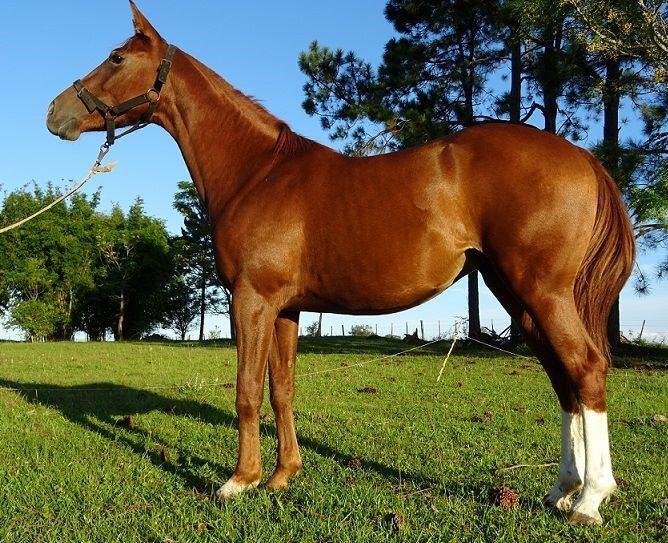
top-left (0, 379), bottom-right (488, 502)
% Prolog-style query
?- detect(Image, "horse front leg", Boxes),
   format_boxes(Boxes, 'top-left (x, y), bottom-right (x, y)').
top-left (216, 286), bottom-right (277, 500)
top-left (266, 312), bottom-right (302, 489)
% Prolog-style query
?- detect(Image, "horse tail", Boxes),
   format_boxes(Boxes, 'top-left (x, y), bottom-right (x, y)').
top-left (574, 151), bottom-right (635, 358)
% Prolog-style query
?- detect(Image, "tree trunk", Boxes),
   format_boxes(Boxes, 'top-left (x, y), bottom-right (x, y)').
top-left (602, 58), bottom-right (622, 350)
top-left (461, 55), bottom-right (481, 341)
top-left (541, 24), bottom-right (562, 134)
top-left (509, 37), bottom-right (522, 123)
top-left (117, 290), bottom-right (125, 341)
top-left (198, 276), bottom-right (206, 342)
top-left (468, 271), bottom-right (481, 339)
top-left (508, 34), bottom-right (524, 344)
top-left (226, 289), bottom-right (236, 341)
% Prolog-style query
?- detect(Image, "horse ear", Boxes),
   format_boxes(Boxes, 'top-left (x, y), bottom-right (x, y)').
top-left (129, 1), bottom-right (161, 40)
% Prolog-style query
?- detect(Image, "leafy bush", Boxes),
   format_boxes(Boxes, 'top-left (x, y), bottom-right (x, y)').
top-left (349, 324), bottom-right (374, 337)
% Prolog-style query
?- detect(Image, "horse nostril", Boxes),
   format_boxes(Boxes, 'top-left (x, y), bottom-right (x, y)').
top-left (47, 101), bottom-right (55, 117)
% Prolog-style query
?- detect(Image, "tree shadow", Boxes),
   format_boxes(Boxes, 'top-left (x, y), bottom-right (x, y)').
top-left (0, 379), bottom-right (488, 500)
top-left (0, 380), bottom-right (233, 493)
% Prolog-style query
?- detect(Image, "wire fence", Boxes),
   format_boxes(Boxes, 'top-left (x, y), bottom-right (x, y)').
top-left (297, 317), bottom-right (668, 344)
top-left (2, 315), bottom-right (667, 345)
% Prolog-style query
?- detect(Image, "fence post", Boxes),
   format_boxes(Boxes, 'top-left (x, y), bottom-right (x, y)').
top-left (406, 322), bottom-right (409, 335)
top-left (330, 325), bottom-right (333, 337)
top-left (420, 320), bottom-right (425, 340)
top-left (438, 320), bottom-right (441, 337)
top-left (342, 324), bottom-right (345, 336)
top-left (391, 323), bottom-right (394, 337)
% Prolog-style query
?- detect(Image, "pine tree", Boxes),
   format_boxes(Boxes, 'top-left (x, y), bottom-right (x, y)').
top-left (173, 181), bottom-right (231, 341)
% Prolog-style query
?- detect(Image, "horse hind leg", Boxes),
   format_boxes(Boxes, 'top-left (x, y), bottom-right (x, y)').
top-left (481, 267), bottom-right (585, 512)
top-left (515, 288), bottom-right (616, 525)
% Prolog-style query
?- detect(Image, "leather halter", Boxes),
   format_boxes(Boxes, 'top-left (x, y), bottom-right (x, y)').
top-left (73, 44), bottom-right (176, 147)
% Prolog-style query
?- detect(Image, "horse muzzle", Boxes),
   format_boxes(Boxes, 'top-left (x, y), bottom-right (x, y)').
top-left (46, 101), bottom-right (82, 141)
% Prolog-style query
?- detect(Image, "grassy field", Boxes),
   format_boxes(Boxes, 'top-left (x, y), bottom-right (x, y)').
top-left (0, 338), bottom-right (665, 542)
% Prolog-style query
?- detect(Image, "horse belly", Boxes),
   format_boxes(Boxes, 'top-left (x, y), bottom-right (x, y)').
top-left (311, 235), bottom-right (468, 315)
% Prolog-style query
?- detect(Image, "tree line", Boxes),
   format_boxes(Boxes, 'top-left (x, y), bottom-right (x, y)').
top-left (0, 181), bottom-right (228, 342)
top-left (298, 0), bottom-right (667, 346)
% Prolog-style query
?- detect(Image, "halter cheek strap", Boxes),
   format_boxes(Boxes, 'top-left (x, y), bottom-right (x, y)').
top-left (73, 44), bottom-right (177, 147)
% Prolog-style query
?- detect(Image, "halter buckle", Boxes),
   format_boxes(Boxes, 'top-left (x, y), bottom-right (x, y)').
top-left (146, 88), bottom-right (160, 104)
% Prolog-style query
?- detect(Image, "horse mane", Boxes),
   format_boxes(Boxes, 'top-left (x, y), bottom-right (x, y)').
top-left (274, 123), bottom-right (316, 156)
top-left (183, 50), bottom-right (315, 157)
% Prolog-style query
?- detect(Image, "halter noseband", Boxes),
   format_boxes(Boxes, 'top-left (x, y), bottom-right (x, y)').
top-left (73, 44), bottom-right (176, 148)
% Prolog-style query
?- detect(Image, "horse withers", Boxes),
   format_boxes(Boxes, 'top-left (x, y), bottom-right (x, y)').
top-left (47, 2), bottom-right (634, 526)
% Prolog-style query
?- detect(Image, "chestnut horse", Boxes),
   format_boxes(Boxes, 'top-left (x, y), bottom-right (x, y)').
top-left (47, 3), bottom-right (634, 525)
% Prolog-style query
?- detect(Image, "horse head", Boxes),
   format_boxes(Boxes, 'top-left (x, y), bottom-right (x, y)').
top-left (47, 2), bottom-right (170, 142)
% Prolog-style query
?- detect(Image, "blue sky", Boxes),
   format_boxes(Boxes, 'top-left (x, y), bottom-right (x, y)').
top-left (0, 1), bottom-right (665, 341)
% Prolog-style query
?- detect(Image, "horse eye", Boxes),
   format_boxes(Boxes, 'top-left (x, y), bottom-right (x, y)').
top-left (109, 53), bottom-right (124, 65)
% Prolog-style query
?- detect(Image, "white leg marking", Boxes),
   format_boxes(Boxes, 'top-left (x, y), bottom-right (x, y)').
top-left (569, 406), bottom-right (617, 525)
top-left (545, 410), bottom-right (585, 511)
top-left (216, 477), bottom-right (259, 501)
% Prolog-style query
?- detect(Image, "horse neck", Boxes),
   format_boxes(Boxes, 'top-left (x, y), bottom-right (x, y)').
top-left (156, 49), bottom-right (282, 215)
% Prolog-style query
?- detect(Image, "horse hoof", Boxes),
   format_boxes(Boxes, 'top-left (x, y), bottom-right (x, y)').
top-left (569, 510), bottom-right (603, 526)
top-left (265, 476), bottom-right (289, 490)
top-left (216, 478), bottom-right (258, 501)
top-left (266, 465), bottom-right (301, 490)
top-left (544, 492), bottom-right (572, 512)
top-left (543, 482), bottom-right (580, 512)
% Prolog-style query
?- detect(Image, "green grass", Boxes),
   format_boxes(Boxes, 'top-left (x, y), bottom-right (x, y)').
top-left (0, 338), bottom-right (666, 542)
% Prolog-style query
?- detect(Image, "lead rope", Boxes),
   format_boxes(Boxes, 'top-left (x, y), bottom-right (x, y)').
top-left (0, 143), bottom-right (115, 234)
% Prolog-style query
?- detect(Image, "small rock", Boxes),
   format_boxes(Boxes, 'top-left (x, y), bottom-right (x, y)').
top-left (358, 386), bottom-right (378, 394)
top-left (656, 516), bottom-right (668, 536)
top-left (471, 411), bottom-right (494, 423)
top-left (347, 457), bottom-right (363, 469)
top-left (385, 511), bottom-right (406, 532)
top-left (114, 416), bottom-right (135, 429)
top-left (535, 417), bottom-right (545, 426)
top-left (651, 414), bottom-right (667, 425)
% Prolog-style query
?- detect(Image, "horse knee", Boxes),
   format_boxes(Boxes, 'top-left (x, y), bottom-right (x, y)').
top-left (270, 388), bottom-right (294, 412)
top-left (236, 390), bottom-right (263, 419)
